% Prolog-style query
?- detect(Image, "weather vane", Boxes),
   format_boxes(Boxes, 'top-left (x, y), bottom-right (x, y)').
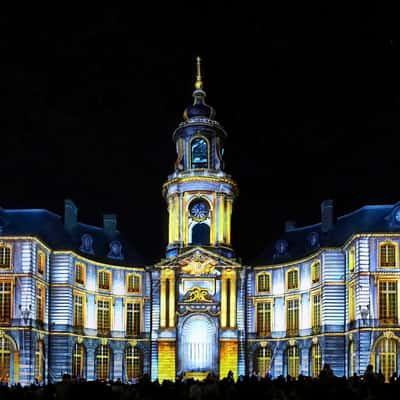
top-left (195, 56), bottom-right (203, 90)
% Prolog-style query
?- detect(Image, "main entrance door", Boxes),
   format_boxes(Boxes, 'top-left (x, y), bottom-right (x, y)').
top-left (180, 314), bottom-right (216, 375)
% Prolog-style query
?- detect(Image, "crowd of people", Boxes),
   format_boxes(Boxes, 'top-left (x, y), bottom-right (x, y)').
top-left (1, 364), bottom-right (400, 400)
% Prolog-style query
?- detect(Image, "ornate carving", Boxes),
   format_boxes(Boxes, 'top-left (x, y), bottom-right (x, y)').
top-left (184, 287), bottom-right (213, 303)
top-left (312, 336), bottom-right (318, 344)
top-left (288, 339), bottom-right (296, 346)
top-left (180, 252), bottom-right (217, 275)
top-left (383, 330), bottom-right (395, 339)
top-left (101, 338), bottom-right (108, 346)
top-left (77, 336), bottom-right (84, 344)
top-left (260, 341), bottom-right (267, 348)
top-left (108, 240), bottom-right (124, 260)
top-left (129, 339), bottom-right (137, 347)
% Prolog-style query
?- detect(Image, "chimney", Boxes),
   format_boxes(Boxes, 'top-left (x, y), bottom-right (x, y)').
top-left (103, 214), bottom-right (117, 238)
top-left (64, 199), bottom-right (78, 232)
top-left (284, 220), bottom-right (296, 232)
top-left (321, 199), bottom-right (335, 233)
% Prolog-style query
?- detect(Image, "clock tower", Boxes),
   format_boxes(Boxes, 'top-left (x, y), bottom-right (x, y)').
top-left (162, 57), bottom-right (238, 259)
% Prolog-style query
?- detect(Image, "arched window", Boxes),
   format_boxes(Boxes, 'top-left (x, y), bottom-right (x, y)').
top-left (0, 245), bottom-right (11, 269)
top-left (287, 345), bottom-right (299, 378)
top-left (96, 345), bottom-right (111, 381)
top-left (37, 250), bottom-right (45, 275)
top-left (98, 270), bottom-right (111, 290)
top-left (311, 261), bottom-right (320, 284)
top-left (0, 336), bottom-right (11, 383)
top-left (191, 223), bottom-right (210, 246)
top-left (256, 346), bottom-right (272, 377)
top-left (72, 343), bottom-right (85, 378)
top-left (379, 241), bottom-right (398, 268)
top-left (191, 137), bottom-right (209, 169)
top-left (310, 343), bottom-right (322, 377)
top-left (127, 273), bottom-right (140, 293)
top-left (34, 340), bottom-right (44, 383)
top-left (125, 345), bottom-right (142, 381)
top-left (257, 273), bottom-right (271, 293)
top-left (348, 340), bottom-right (356, 377)
top-left (75, 263), bottom-right (85, 285)
top-left (376, 338), bottom-right (398, 382)
top-left (287, 269), bottom-right (299, 290)
top-left (348, 247), bottom-right (355, 273)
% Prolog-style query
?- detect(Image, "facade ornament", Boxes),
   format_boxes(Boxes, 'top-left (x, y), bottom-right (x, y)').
top-left (107, 240), bottom-right (124, 260)
top-left (101, 338), bottom-right (108, 346)
top-left (312, 336), bottom-right (318, 345)
top-left (180, 252), bottom-right (216, 275)
top-left (260, 341), bottom-right (267, 348)
top-left (288, 339), bottom-right (296, 346)
top-left (184, 287), bottom-right (213, 303)
top-left (77, 336), bottom-right (84, 344)
top-left (383, 331), bottom-right (395, 339)
top-left (79, 233), bottom-right (94, 254)
top-left (129, 340), bottom-right (137, 347)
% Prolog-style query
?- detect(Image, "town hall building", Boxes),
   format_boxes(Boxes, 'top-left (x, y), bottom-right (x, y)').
top-left (1, 59), bottom-right (400, 384)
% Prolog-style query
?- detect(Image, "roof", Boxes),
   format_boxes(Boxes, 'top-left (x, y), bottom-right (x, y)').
top-left (0, 208), bottom-right (145, 266)
top-left (252, 203), bottom-right (400, 266)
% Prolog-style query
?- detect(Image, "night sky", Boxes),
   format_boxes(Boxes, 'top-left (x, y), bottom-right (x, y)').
top-left (0, 8), bottom-right (398, 264)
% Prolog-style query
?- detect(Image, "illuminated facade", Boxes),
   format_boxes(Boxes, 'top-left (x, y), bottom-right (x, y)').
top-left (2, 59), bottom-right (400, 384)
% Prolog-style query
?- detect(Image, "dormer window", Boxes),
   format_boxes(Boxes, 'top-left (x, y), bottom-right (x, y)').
top-left (79, 234), bottom-right (94, 254)
top-left (190, 137), bottom-right (208, 169)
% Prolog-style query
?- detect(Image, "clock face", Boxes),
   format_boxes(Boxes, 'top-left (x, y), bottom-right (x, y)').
top-left (189, 199), bottom-right (210, 221)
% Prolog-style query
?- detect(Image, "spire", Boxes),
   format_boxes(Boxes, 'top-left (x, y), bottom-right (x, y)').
top-left (195, 56), bottom-right (203, 90)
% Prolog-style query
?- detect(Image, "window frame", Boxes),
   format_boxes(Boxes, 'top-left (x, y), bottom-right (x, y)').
top-left (311, 290), bottom-right (322, 333)
top-left (37, 250), bottom-right (46, 276)
top-left (125, 345), bottom-right (142, 381)
top-left (73, 291), bottom-right (86, 330)
top-left (189, 135), bottom-right (210, 169)
top-left (96, 296), bottom-right (112, 335)
top-left (72, 342), bottom-right (85, 379)
top-left (75, 262), bottom-right (86, 285)
top-left (348, 247), bottom-right (356, 274)
top-left (255, 299), bottom-right (273, 337)
top-left (256, 272), bottom-right (271, 294)
top-left (285, 296), bottom-right (300, 336)
top-left (0, 280), bottom-right (13, 325)
top-left (97, 270), bottom-right (112, 291)
top-left (378, 240), bottom-right (399, 268)
top-left (125, 300), bottom-right (142, 336)
top-left (311, 261), bottom-right (321, 285)
top-left (36, 283), bottom-right (46, 323)
top-left (378, 279), bottom-right (399, 324)
top-left (126, 273), bottom-right (141, 294)
top-left (286, 268), bottom-right (299, 291)
top-left (0, 242), bottom-right (12, 270)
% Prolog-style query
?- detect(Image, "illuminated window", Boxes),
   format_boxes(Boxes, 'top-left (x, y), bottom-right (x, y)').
top-left (379, 241), bottom-right (397, 268)
top-left (257, 273), bottom-right (271, 293)
top-left (349, 285), bottom-right (356, 322)
top-left (125, 345), bottom-right (141, 381)
top-left (311, 343), bottom-right (322, 377)
top-left (348, 340), bottom-right (355, 377)
top-left (98, 270), bottom-right (111, 290)
top-left (287, 269), bottom-right (299, 290)
top-left (376, 338), bottom-right (397, 383)
top-left (127, 273), bottom-right (140, 293)
top-left (35, 340), bottom-right (44, 383)
top-left (256, 346), bottom-right (272, 377)
top-left (311, 293), bottom-right (321, 333)
top-left (36, 285), bottom-right (45, 322)
top-left (191, 137), bottom-right (208, 169)
top-left (0, 336), bottom-right (11, 384)
top-left (96, 345), bottom-right (110, 381)
top-left (72, 343), bottom-right (85, 378)
top-left (257, 301), bottom-right (272, 337)
top-left (379, 280), bottom-right (398, 324)
top-left (286, 298), bottom-right (299, 336)
top-left (126, 302), bottom-right (141, 336)
top-left (97, 298), bottom-right (111, 335)
top-left (349, 247), bottom-right (355, 273)
top-left (287, 345), bottom-right (299, 378)
top-left (0, 281), bottom-right (12, 325)
top-left (0, 245), bottom-right (11, 269)
top-left (311, 261), bottom-right (320, 284)
top-left (73, 293), bottom-right (84, 329)
top-left (75, 263), bottom-right (85, 285)
top-left (37, 250), bottom-right (45, 275)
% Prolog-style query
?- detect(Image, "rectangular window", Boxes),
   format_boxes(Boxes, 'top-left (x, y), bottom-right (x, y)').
top-left (98, 271), bottom-right (111, 290)
top-left (37, 250), bottom-right (45, 275)
top-left (126, 302), bottom-right (141, 336)
top-left (286, 298), bottom-right (299, 336)
top-left (380, 243), bottom-right (397, 268)
top-left (287, 270), bottom-right (299, 290)
top-left (75, 263), bottom-right (85, 285)
top-left (0, 281), bottom-right (12, 324)
top-left (349, 248), bottom-right (355, 273)
top-left (0, 246), bottom-right (11, 269)
top-left (256, 301), bottom-right (272, 336)
top-left (127, 274), bottom-right (140, 293)
top-left (97, 298), bottom-right (111, 334)
top-left (36, 285), bottom-right (45, 322)
top-left (379, 281), bottom-right (398, 324)
top-left (311, 293), bottom-right (321, 332)
top-left (257, 273), bottom-right (270, 293)
top-left (73, 293), bottom-right (84, 329)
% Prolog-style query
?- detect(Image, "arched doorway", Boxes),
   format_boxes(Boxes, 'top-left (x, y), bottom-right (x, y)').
top-left (375, 337), bottom-right (398, 382)
top-left (0, 333), bottom-right (18, 384)
top-left (180, 314), bottom-right (216, 375)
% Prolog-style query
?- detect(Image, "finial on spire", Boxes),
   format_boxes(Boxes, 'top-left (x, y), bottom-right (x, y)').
top-left (195, 56), bottom-right (203, 90)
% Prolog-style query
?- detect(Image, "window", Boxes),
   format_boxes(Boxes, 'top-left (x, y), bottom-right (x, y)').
top-left (349, 247), bottom-right (355, 273)
top-left (256, 346), bottom-right (272, 377)
top-left (37, 250), bottom-right (45, 275)
top-left (0, 281), bottom-right (12, 325)
top-left (286, 298), bottom-right (299, 336)
top-left (125, 345), bottom-right (141, 381)
top-left (0, 245), bottom-right (11, 269)
top-left (126, 302), bottom-right (141, 336)
top-left (379, 281), bottom-right (398, 324)
top-left (98, 270), bottom-right (111, 290)
top-left (35, 340), bottom-right (44, 383)
top-left (256, 301), bottom-right (272, 337)
top-left (379, 241), bottom-right (398, 268)
top-left (311, 261), bottom-right (320, 284)
top-left (311, 343), bottom-right (322, 377)
top-left (96, 345), bottom-right (110, 381)
top-left (349, 285), bottom-right (356, 322)
top-left (376, 338), bottom-right (397, 383)
top-left (287, 345), bottom-right (299, 378)
top-left (287, 269), bottom-right (299, 290)
top-left (72, 343), bottom-right (85, 378)
top-left (75, 263), bottom-right (85, 285)
top-left (36, 284), bottom-right (45, 322)
top-left (257, 273), bottom-right (271, 293)
top-left (127, 273), bottom-right (140, 293)
top-left (348, 340), bottom-right (355, 377)
top-left (97, 298), bottom-right (111, 335)
top-left (73, 293), bottom-right (84, 329)
top-left (311, 293), bottom-right (321, 333)
top-left (191, 137), bottom-right (208, 169)
top-left (0, 336), bottom-right (11, 384)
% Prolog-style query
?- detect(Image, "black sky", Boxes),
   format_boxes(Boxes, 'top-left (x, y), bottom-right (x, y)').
top-left (0, 7), bottom-right (399, 263)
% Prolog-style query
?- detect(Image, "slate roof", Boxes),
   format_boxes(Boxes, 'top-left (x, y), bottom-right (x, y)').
top-left (252, 204), bottom-right (400, 266)
top-left (0, 208), bottom-right (145, 266)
